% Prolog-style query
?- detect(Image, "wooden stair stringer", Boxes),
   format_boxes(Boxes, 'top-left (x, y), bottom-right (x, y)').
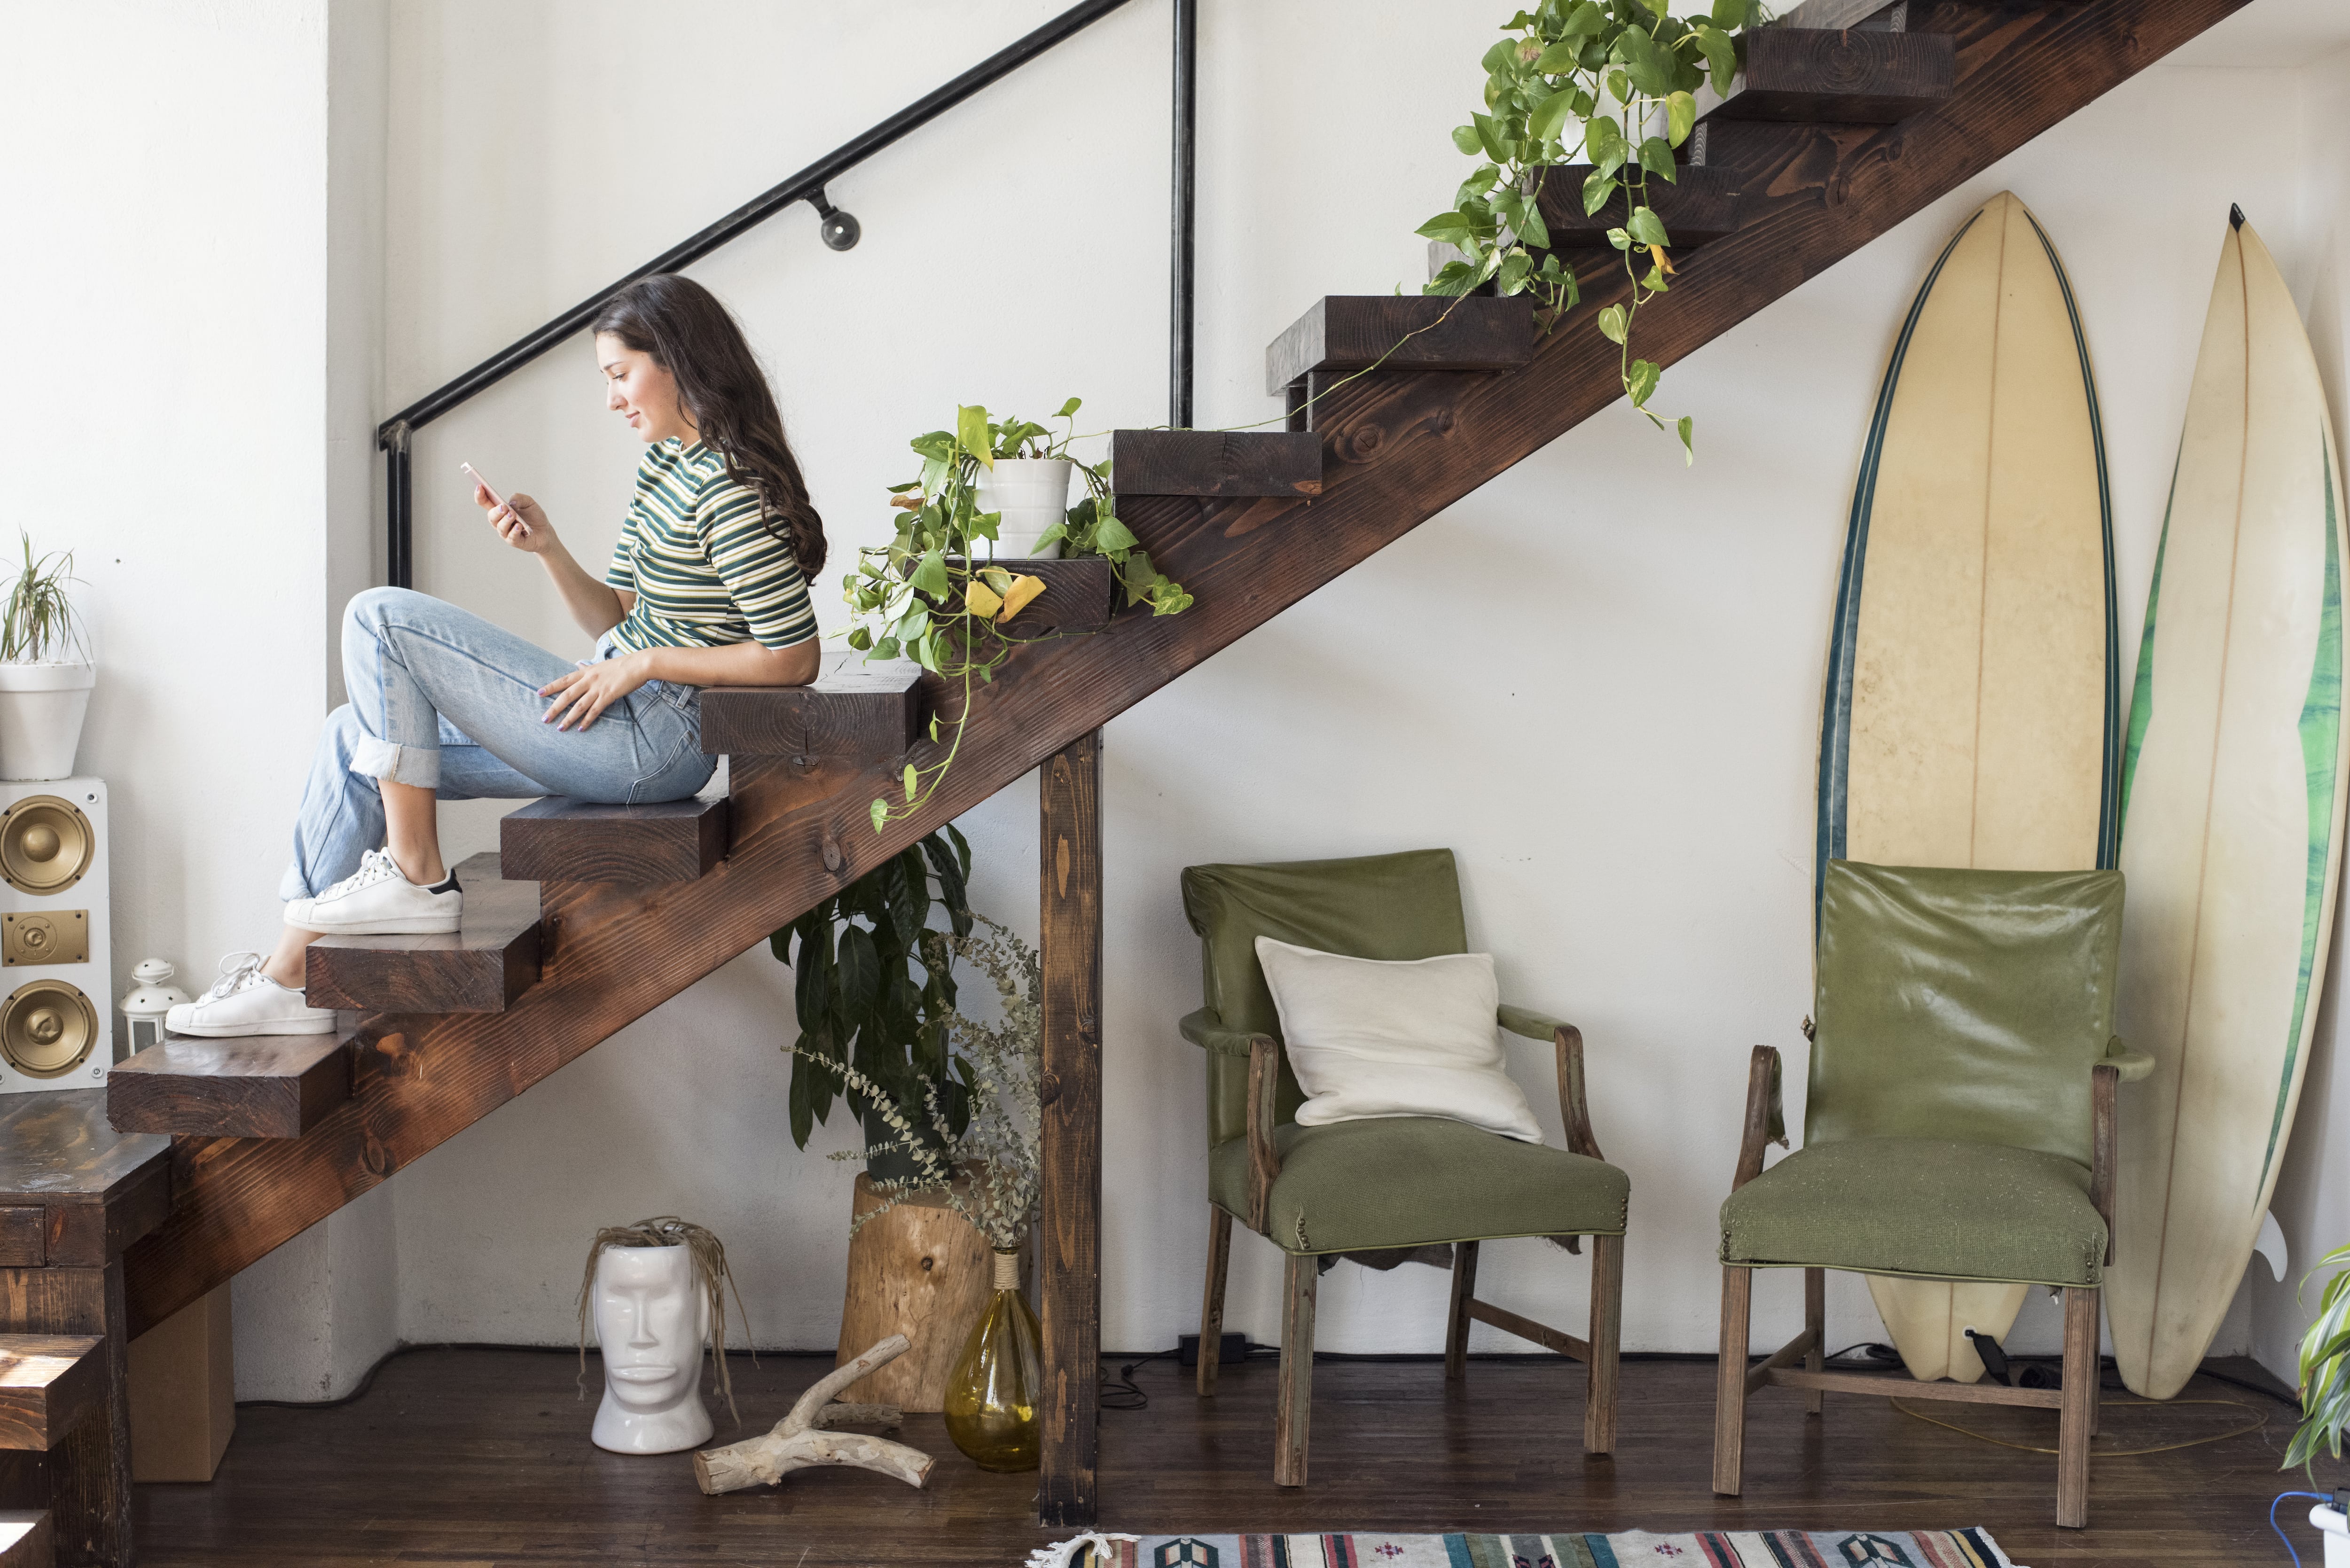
top-left (121, 0), bottom-right (2249, 1338)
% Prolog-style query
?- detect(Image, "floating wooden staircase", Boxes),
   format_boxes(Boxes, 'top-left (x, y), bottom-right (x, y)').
top-left (0, 0), bottom-right (2255, 1554)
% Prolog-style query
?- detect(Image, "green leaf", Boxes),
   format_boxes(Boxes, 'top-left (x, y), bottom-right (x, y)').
top-left (1606, 226), bottom-right (1632, 251)
top-left (1516, 195), bottom-right (1550, 251)
top-left (902, 763), bottom-right (918, 802)
top-left (1638, 0), bottom-right (1668, 18)
top-left (910, 549), bottom-right (951, 599)
top-left (1416, 210), bottom-right (1479, 244)
top-left (1710, 0), bottom-right (1750, 28)
top-left (1497, 250), bottom-right (1532, 295)
top-left (1627, 205), bottom-right (1670, 247)
top-left (1627, 358), bottom-right (1660, 407)
top-left (1584, 116), bottom-right (1621, 158)
top-left (1666, 90), bottom-right (1697, 146)
top-left (874, 636), bottom-right (901, 660)
top-left (1562, 0), bottom-right (1606, 37)
top-left (1597, 304), bottom-right (1628, 344)
top-left (1091, 511), bottom-right (1139, 552)
top-left (1452, 123), bottom-right (1484, 156)
top-left (1605, 68), bottom-right (1629, 104)
top-left (1677, 414), bottom-right (1695, 464)
top-left (1693, 24), bottom-right (1738, 96)
top-left (1582, 168), bottom-right (1618, 216)
top-left (1055, 397), bottom-right (1082, 419)
top-left (1528, 86), bottom-right (1578, 145)
top-left (1639, 136), bottom-right (1676, 182)
top-left (846, 625), bottom-right (872, 651)
top-left (869, 798), bottom-right (888, 835)
top-left (1534, 37), bottom-right (1583, 72)
top-left (955, 405), bottom-right (994, 470)
top-left (1473, 112), bottom-right (1511, 163)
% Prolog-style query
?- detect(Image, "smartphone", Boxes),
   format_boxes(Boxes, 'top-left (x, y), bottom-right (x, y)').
top-left (461, 463), bottom-right (528, 538)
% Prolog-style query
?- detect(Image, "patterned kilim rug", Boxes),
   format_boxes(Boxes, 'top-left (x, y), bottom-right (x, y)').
top-left (1028, 1529), bottom-right (2022, 1568)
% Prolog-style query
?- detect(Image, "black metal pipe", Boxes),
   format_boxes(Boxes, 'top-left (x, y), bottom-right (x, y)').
top-left (1170, 0), bottom-right (1197, 430)
top-left (375, 0), bottom-right (1133, 446)
top-left (384, 427), bottom-right (412, 589)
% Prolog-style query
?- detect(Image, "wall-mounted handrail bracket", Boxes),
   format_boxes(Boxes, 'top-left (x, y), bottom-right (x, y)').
top-left (810, 187), bottom-right (861, 252)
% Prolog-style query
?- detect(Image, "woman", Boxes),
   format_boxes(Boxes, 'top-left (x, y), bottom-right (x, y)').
top-left (168, 275), bottom-right (824, 1036)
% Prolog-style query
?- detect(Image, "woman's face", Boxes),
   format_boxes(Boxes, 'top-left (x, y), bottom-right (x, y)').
top-left (597, 333), bottom-right (697, 445)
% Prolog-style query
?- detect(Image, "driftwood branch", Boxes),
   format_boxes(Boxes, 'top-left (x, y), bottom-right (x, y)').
top-left (691, 1334), bottom-right (934, 1495)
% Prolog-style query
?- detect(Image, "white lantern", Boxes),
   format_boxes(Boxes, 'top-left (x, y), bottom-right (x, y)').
top-left (120, 957), bottom-right (189, 1055)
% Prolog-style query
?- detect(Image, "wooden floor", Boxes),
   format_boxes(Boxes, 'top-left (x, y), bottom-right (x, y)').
top-left (135, 1349), bottom-right (2315, 1567)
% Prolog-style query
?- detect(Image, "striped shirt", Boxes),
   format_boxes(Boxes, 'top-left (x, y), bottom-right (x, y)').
top-left (604, 439), bottom-right (817, 654)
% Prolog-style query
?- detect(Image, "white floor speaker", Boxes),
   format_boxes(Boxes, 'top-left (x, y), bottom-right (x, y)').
top-left (0, 778), bottom-right (110, 1094)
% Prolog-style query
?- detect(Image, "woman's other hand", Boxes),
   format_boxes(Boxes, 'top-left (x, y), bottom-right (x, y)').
top-left (476, 484), bottom-right (554, 554)
top-left (537, 651), bottom-right (652, 732)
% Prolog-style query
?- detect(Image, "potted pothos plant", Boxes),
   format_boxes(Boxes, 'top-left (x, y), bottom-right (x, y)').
top-left (773, 825), bottom-right (976, 1182)
top-left (0, 534), bottom-right (94, 782)
top-left (845, 399), bottom-right (1191, 834)
top-left (1420, 0), bottom-right (1764, 462)
top-left (2290, 1240), bottom-right (2350, 1563)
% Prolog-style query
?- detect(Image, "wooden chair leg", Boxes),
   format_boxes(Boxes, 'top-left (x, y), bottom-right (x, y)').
top-left (1803, 1267), bottom-right (1825, 1416)
top-left (1444, 1240), bottom-right (1480, 1381)
top-left (1197, 1206), bottom-right (1233, 1397)
top-left (2056, 1286), bottom-right (2097, 1529)
top-left (1585, 1233), bottom-right (1623, 1455)
top-left (1275, 1251), bottom-right (1317, 1487)
top-left (1714, 1265), bottom-right (1753, 1496)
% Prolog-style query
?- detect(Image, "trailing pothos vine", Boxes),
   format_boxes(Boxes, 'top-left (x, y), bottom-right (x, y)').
top-left (1421, 0), bottom-right (1763, 462)
top-left (844, 399), bottom-right (1190, 834)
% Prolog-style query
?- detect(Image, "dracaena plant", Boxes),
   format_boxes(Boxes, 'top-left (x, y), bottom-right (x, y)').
top-left (2287, 1240), bottom-right (2350, 1472)
top-left (0, 534), bottom-right (86, 664)
top-left (844, 400), bottom-right (1191, 833)
top-left (1421, 0), bottom-right (1764, 463)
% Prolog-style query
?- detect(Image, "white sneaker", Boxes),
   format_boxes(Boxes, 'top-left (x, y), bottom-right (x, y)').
top-left (287, 848), bottom-right (462, 936)
top-left (165, 952), bottom-right (337, 1038)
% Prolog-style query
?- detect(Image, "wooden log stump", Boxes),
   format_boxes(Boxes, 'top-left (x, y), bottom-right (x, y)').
top-left (835, 1173), bottom-right (1014, 1413)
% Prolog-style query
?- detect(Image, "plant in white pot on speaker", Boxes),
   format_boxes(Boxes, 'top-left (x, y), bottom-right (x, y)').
top-left (2290, 1240), bottom-right (2350, 1562)
top-left (0, 537), bottom-right (92, 783)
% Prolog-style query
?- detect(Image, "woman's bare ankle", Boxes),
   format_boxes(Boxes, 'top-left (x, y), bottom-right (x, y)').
top-left (262, 936), bottom-right (316, 992)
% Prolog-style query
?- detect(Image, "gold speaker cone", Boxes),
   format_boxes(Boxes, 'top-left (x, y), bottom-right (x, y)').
top-left (0, 797), bottom-right (92, 895)
top-left (0, 980), bottom-right (95, 1078)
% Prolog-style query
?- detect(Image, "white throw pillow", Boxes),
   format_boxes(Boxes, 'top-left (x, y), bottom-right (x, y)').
top-left (1253, 936), bottom-right (1543, 1144)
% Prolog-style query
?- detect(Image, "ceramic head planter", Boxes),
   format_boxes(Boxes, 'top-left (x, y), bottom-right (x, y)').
top-left (575, 1216), bottom-right (744, 1455)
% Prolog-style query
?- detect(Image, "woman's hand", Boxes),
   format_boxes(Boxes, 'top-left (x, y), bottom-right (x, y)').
top-left (476, 484), bottom-right (556, 555)
top-left (537, 651), bottom-right (653, 732)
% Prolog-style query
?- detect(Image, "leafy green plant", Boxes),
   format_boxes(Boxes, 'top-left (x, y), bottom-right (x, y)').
top-left (796, 914), bottom-right (1043, 1248)
top-left (0, 534), bottom-right (86, 664)
top-left (1420, 0), bottom-right (1765, 462)
top-left (2288, 1240), bottom-right (2350, 1471)
top-left (844, 399), bottom-right (1191, 833)
top-left (772, 826), bottom-right (976, 1152)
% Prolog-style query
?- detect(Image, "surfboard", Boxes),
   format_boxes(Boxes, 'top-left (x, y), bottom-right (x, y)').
top-left (1815, 191), bottom-right (2120, 1383)
top-left (2107, 210), bottom-right (2350, 1401)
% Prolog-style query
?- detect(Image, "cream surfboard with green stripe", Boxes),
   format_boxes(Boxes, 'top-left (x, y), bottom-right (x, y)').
top-left (1816, 191), bottom-right (2120, 1383)
top-left (2107, 211), bottom-right (2350, 1401)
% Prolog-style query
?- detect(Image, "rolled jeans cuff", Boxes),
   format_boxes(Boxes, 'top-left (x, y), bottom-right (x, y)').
top-left (350, 734), bottom-right (441, 789)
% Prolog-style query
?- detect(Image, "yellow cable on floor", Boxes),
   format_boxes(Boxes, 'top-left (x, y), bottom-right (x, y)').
top-left (1890, 1396), bottom-right (2269, 1457)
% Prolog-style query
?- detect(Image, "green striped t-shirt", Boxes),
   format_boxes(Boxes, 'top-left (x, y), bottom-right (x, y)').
top-left (604, 438), bottom-right (817, 653)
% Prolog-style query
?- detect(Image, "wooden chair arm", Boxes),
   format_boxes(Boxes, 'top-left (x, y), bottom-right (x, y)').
top-left (1554, 1024), bottom-right (1605, 1163)
top-left (2091, 1060), bottom-right (2118, 1264)
top-left (1733, 1045), bottom-right (1786, 1193)
top-left (1246, 1034), bottom-right (1283, 1233)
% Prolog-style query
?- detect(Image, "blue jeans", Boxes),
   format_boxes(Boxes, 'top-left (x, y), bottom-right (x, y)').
top-left (282, 588), bottom-right (716, 901)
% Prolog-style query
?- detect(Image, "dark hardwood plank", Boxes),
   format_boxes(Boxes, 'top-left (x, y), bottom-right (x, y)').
top-left (304, 853), bottom-right (539, 1015)
top-left (0, 1337), bottom-right (102, 1452)
top-left (1, 1266), bottom-right (125, 1568)
top-left (1535, 163), bottom-right (1742, 249)
top-left (120, 0), bottom-right (2254, 1343)
top-left (0, 1217), bottom-right (38, 1273)
top-left (698, 651), bottom-right (923, 761)
top-left (0, 1510), bottom-right (50, 1568)
top-left (1109, 430), bottom-right (1322, 498)
top-left (1036, 731), bottom-right (1101, 1527)
top-left (129, 1350), bottom-right (2311, 1566)
top-left (983, 556), bottom-right (1115, 638)
top-left (1711, 26), bottom-right (1954, 124)
top-left (106, 1027), bottom-right (357, 1141)
top-left (499, 795), bottom-right (730, 886)
top-left (0, 1095), bottom-right (169, 1272)
top-left (1267, 296), bottom-right (1535, 394)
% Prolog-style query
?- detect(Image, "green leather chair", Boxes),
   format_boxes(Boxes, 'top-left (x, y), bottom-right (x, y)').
top-left (1712, 860), bottom-right (2152, 1530)
top-left (1180, 849), bottom-right (1629, 1487)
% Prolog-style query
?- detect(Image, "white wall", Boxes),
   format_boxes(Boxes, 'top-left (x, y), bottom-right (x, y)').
top-left (368, 0), bottom-right (2346, 1368)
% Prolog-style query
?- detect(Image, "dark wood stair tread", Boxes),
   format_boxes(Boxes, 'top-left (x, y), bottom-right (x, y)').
top-left (699, 650), bottom-right (923, 760)
top-left (107, 1022), bottom-right (358, 1140)
top-left (1536, 163), bottom-right (1742, 250)
top-left (1109, 429), bottom-right (1321, 498)
top-left (1705, 26), bottom-right (1952, 125)
top-left (304, 852), bottom-right (540, 1014)
top-left (0, 1512), bottom-right (50, 1568)
top-left (0, 1091), bottom-right (170, 1267)
top-left (0, 1335), bottom-right (103, 1451)
top-left (501, 794), bottom-right (730, 886)
top-left (1268, 296), bottom-right (1535, 395)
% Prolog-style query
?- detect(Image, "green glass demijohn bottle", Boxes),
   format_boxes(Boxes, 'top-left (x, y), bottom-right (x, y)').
top-left (943, 1249), bottom-right (1042, 1471)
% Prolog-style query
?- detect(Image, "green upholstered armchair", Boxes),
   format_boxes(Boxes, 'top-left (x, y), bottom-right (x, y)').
top-left (1712, 860), bottom-right (2152, 1530)
top-left (1180, 849), bottom-right (1630, 1487)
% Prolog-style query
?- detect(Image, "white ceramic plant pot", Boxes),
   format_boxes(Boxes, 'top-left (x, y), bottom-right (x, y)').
top-left (975, 457), bottom-right (1071, 560)
top-left (2314, 1501), bottom-right (2350, 1568)
top-left (0, 663), bottom-right (94, 782)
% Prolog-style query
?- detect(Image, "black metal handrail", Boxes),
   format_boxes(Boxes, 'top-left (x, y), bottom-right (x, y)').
top-left (377, 0), bottom-right (1195, 589)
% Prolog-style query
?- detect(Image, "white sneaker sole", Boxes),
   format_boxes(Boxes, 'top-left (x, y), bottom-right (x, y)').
top-left (170, 1014), bottom-right (338, 1038)
top-left (302, 912), bottom-right (462, 936)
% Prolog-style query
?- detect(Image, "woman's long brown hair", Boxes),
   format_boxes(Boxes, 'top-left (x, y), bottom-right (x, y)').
top-left (592, 275), bottom-right (827, 579)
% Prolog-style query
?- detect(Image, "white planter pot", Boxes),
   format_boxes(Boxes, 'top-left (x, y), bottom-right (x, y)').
top-left (975, 457), bottom-right (1071, 560)
top-left (0, 663), bottom-right (94, 782)
top-left (2314, 1501), bottom-right (2350, 1568)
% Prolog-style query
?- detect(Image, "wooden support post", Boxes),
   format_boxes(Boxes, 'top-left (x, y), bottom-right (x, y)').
top-left (1444, 1240), bottom-right (1479, 1381)
top-left (1197, 1207), bottom-right (1231, 1397)
top-left (2056, 1287), bottom-right (2098, 1529)
top-left (1803, 1267), bottom-right (1826, 1416)
top-left (1037, 730), bottom-right (1103, 1528)
top-left (1585, 1233), bottom-right (1622, 1454)
top-left (1713, 1264), bottom-right (1752, 1497)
